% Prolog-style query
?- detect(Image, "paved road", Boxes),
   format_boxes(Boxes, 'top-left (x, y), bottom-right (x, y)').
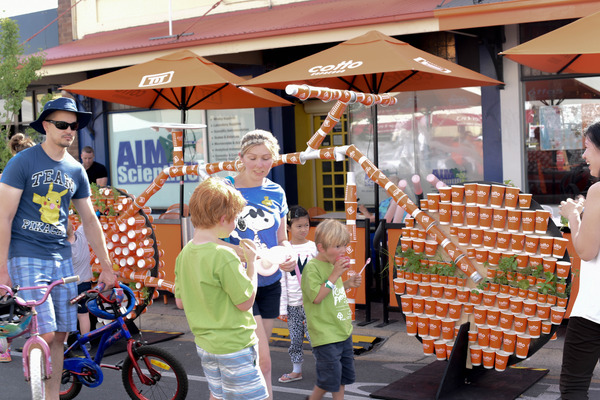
top-left (2, 299), bottom-right (600, 399)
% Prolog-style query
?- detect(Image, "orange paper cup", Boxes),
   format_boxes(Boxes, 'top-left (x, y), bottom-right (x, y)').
top-left (515, 334), bottom-right (531, 359)
top-left (436, 299), bottom-right (450, 319)
top-left (439, 187), bottom-right (452, 203)
top-left (424, 240), bottom-right (438, 257)
top-left (490, 184), bottom-right (506, 208)
top-left (489, 327), bottom-right (504, 350)
top-left (393, 278), bottom-right (407, 295)
top-left (504, 186), bottom-right (521, 209)
top-left (470, 227), bottom-right (484, 247)
top-left (500, 309), bottom-right (514, 330)
top-left (474, 307), bottom-right (488, 327)
top-left (524, 235), bottom-right (540, 255)
top-left (438, 203), bottom-right (452, 225)
top-left (539, 236), bottom-right (554, 257)
top-left (427, 193), bottom-right (441, 212)
top-left (535, 210), bottom-right (552, 234)
top-left (434, 340), bottom-right (448, 361)
top-left (468, 329), bottom-right (478, 342)
top-left (516, 253), bottom-right (529, 268)
top-left (511, 233), bottom-right (526, 253)
top-left (518, 193), bottom-right (533, 209)
top-left (482, 347), bottom-right (496, 369)
top-left (412, 296), bottom-right (426, 314)
top-left (429, 316), bottom-right (442, 338)
top-left (488, 249), bottom-right (502, 266)
top-left (451, 185), bottom-right (465, 204)
top-left (513, 313), bottom-right (528, 334)
top-left (413, 239), bottom-right (426, 254)
top-left (477, 325), bottom-right (491, 347)
top-left (487, 307), bottom-right (501, 327)
top-left (507, 209), bottom-right (522, 233)
top-left (477, 184), bottom-right (491, 206)
top-left (503, 330), bottom-right (517, 354)
top-left (542, 257), bottom-right (557, 274)
top-left (521, 210), bottom-right (536, 234)
top-left (542, 320), bottom-right (553, 335)
top-left (442, 318), bottom-right (456, 340)
top-left (475, 248), bottom-right (488, 264)
top-left (492, 208), bottom-right (508, 231)
top-left (479, 206), bottom-right (494, 229)
top-left (556, 261), bottom-right (571, 279)
top-left (552, 237), bottom-right (569, 259)
top-left (537, 303), bottom-right (551, 319)
top-left (417, 314), bottom-right (430, 337)
top-left (400, 295), bottom-right (414, 314)
top-left (497, 293), bottom-right (511, 310)
top-left (405, 313), bottom-right (418, 336)
top-left (451, 203), bottom-right (466, 226)
top-left (424, 297), bottom-right (437, 317)
top-left (464, 183), bottom-right (478, 205)
top-left (495, 350), bottom-right (511, 372)
top-left (483, 230), bottom-right (498, 250)
top-left (523, 299), bottom-right (537, 317)
top-left (528, 317), bottom-right (542, 338)
top-left (422, 336), bottom-right (436, 355)
top-left (470, 345), bottom-right (483, 366)
top-left (551, 306), bottom-right (566, 325)
top-left (457, 227), bottom-right (471, 246)
top-left (496, 231), bottom-right (511, 251)
top-left (448, 301), bottom-right (463, 321)
top-left (466, 205), bottom-right (480, 227)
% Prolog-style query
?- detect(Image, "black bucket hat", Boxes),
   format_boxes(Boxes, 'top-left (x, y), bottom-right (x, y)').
top-left (30, 97), bottom-right (92, 135)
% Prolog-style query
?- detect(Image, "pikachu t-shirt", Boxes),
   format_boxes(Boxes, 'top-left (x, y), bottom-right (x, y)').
top-left (1, 145), bottom-right (90, 260)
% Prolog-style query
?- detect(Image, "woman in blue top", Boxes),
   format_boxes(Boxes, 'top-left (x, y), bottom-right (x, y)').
top-left (224, 129), bottom-right (295, 400)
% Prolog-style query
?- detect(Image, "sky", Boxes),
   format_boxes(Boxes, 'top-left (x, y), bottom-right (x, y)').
top-left (0, 0), bottom-right (57, 18)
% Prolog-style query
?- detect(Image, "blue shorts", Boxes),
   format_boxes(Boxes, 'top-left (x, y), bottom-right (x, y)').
top-left (76, 281), bottom-right (92, 314)
top-left (252, 280), bottom-right (281, 318)
top-left (312, 336), bottom-right (356, 393)
top-left (196, 344), bottom-right (268, 400)
top-left (8, 257), bottom-right (77, 335)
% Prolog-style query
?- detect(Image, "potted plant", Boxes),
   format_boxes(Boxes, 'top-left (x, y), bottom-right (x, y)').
top-left (536, 272), bottom-right (557, 303)
top-left (470, 280), bottom-right (488, 305)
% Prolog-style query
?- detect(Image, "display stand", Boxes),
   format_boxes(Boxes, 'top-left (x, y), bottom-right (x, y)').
top-left (370, 322), bottom-right (548, 400)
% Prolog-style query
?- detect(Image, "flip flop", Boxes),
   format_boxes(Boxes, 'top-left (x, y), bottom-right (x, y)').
top-left (278, 373), bottom-right (303, 383)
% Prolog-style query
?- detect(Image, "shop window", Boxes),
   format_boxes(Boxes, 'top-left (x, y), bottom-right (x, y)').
top-left (524, 79), bottom-right (597, 204)
top-left (349, 87), bottom-right (483, 209)
top-left (314, 114), bottom-right (348, 212)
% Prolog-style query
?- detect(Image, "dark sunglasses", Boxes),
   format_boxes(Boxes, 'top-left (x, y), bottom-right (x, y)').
top-left (45, 120), bottom-right (79, 131)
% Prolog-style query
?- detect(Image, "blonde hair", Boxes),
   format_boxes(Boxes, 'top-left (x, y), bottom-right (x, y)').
top-left (314, 219), bottom-right (350, 250)
top-left (10, 133), bottom-right (34, 155)
top-left (189, 178), bottom-right (246, 229)
top-left (239, 129), bottom-right (280, 158)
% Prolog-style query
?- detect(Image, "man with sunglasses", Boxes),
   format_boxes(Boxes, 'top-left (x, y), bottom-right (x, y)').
top-left (0, 97), bottom-right (116, 400)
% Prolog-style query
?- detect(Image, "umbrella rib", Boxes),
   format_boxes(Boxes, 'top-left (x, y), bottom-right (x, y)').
top-left (337, 77), bottom-right (363, 92)
top-left (188, 83), bottom-right (228, 109)
top-left (150, 88), bottom-right (181, 109)
top-left (384, 71), bottom-right (419, 93)
top-left (557, 54), bottom-right (581, 74)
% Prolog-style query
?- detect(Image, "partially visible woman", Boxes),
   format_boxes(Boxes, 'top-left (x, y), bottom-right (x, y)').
top-left (224, 129), bottom-right (295, 400)
top-left (0, 133), bottom-right (35, 362)
top-left (558, 121), bottom-right (600, 400)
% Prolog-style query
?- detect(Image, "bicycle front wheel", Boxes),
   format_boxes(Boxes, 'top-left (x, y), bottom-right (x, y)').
top-left (121, 345), bottom-right (188, 400)
top-left (29, 347), bottom-right (45, 400)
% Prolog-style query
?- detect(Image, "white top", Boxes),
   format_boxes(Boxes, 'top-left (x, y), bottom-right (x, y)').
top-left (279, 240), bottom-right (317, 314)
top-left (569, 251), bottom-right (600, 324)
top-left (72, 228), bottom-right (92, 283)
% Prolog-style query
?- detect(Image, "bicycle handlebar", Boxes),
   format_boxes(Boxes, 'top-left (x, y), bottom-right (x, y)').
top-left (0, 275), bottom-right (79, 307)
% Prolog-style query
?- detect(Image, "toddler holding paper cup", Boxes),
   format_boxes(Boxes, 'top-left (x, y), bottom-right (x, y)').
top-left (301, 219), bottom-right (361, 400)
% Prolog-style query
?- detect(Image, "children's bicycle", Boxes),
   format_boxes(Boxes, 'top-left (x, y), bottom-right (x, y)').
top-left (59, 282), bottom-right (188, 400)
top-left (0, 275), bottom-right (81, 400)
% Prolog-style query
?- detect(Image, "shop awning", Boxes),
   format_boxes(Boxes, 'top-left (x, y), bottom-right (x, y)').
top-left (41, 0), bottom-right (599, 78)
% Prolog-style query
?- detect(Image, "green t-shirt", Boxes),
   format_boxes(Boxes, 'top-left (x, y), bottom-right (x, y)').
top-left (174, 241), bottom-right (258, 354)
top-left (301, 258), bottom-right (353, 347)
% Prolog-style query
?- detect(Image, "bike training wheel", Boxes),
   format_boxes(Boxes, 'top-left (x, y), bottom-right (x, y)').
top-left (59, 369), bottom-right (82, 400)
top-left (121, 345), bottom-right (188, 400)
top-left (28, 347), bottom-right (45, 400)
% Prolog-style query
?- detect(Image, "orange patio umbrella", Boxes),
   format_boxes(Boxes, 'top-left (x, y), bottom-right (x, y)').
top-left (62, 49), bottom-right (291, 114)
top-left (501, 11), bottom-right (600, 74)
top-left (245, 30), bottom-right (502, 92)
top-left (63, 49), bottom-right (290, 224)
top-left (245, 30), bottom-right (501, 224)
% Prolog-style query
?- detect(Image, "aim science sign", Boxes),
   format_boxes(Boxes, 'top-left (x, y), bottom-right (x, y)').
top-left (108, 110), bottom-right (205, 209)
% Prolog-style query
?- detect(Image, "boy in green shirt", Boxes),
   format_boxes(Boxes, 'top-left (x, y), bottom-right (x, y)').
top-left (175, 177), bottom-right (268, 400)
top-left (301, 219), bottom-right (362, 400)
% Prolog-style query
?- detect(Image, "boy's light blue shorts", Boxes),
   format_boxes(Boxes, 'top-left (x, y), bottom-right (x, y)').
top-left (196, 344), bottom-right (268, 400)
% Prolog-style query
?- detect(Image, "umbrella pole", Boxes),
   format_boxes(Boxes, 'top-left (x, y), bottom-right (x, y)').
top-left (180, 108), bottom-right (186, 248)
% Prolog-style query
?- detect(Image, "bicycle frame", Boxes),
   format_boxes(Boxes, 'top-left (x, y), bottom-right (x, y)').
top-left (0, 276), bottom-right (79, 381)
top-left (64, 284), bottom-right (155, 386)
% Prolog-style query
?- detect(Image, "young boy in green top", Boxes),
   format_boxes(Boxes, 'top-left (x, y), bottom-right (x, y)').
top-left (175, 177), bottom-right (268, 400)
top-left (301, 219), bottom-right (362, 400)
